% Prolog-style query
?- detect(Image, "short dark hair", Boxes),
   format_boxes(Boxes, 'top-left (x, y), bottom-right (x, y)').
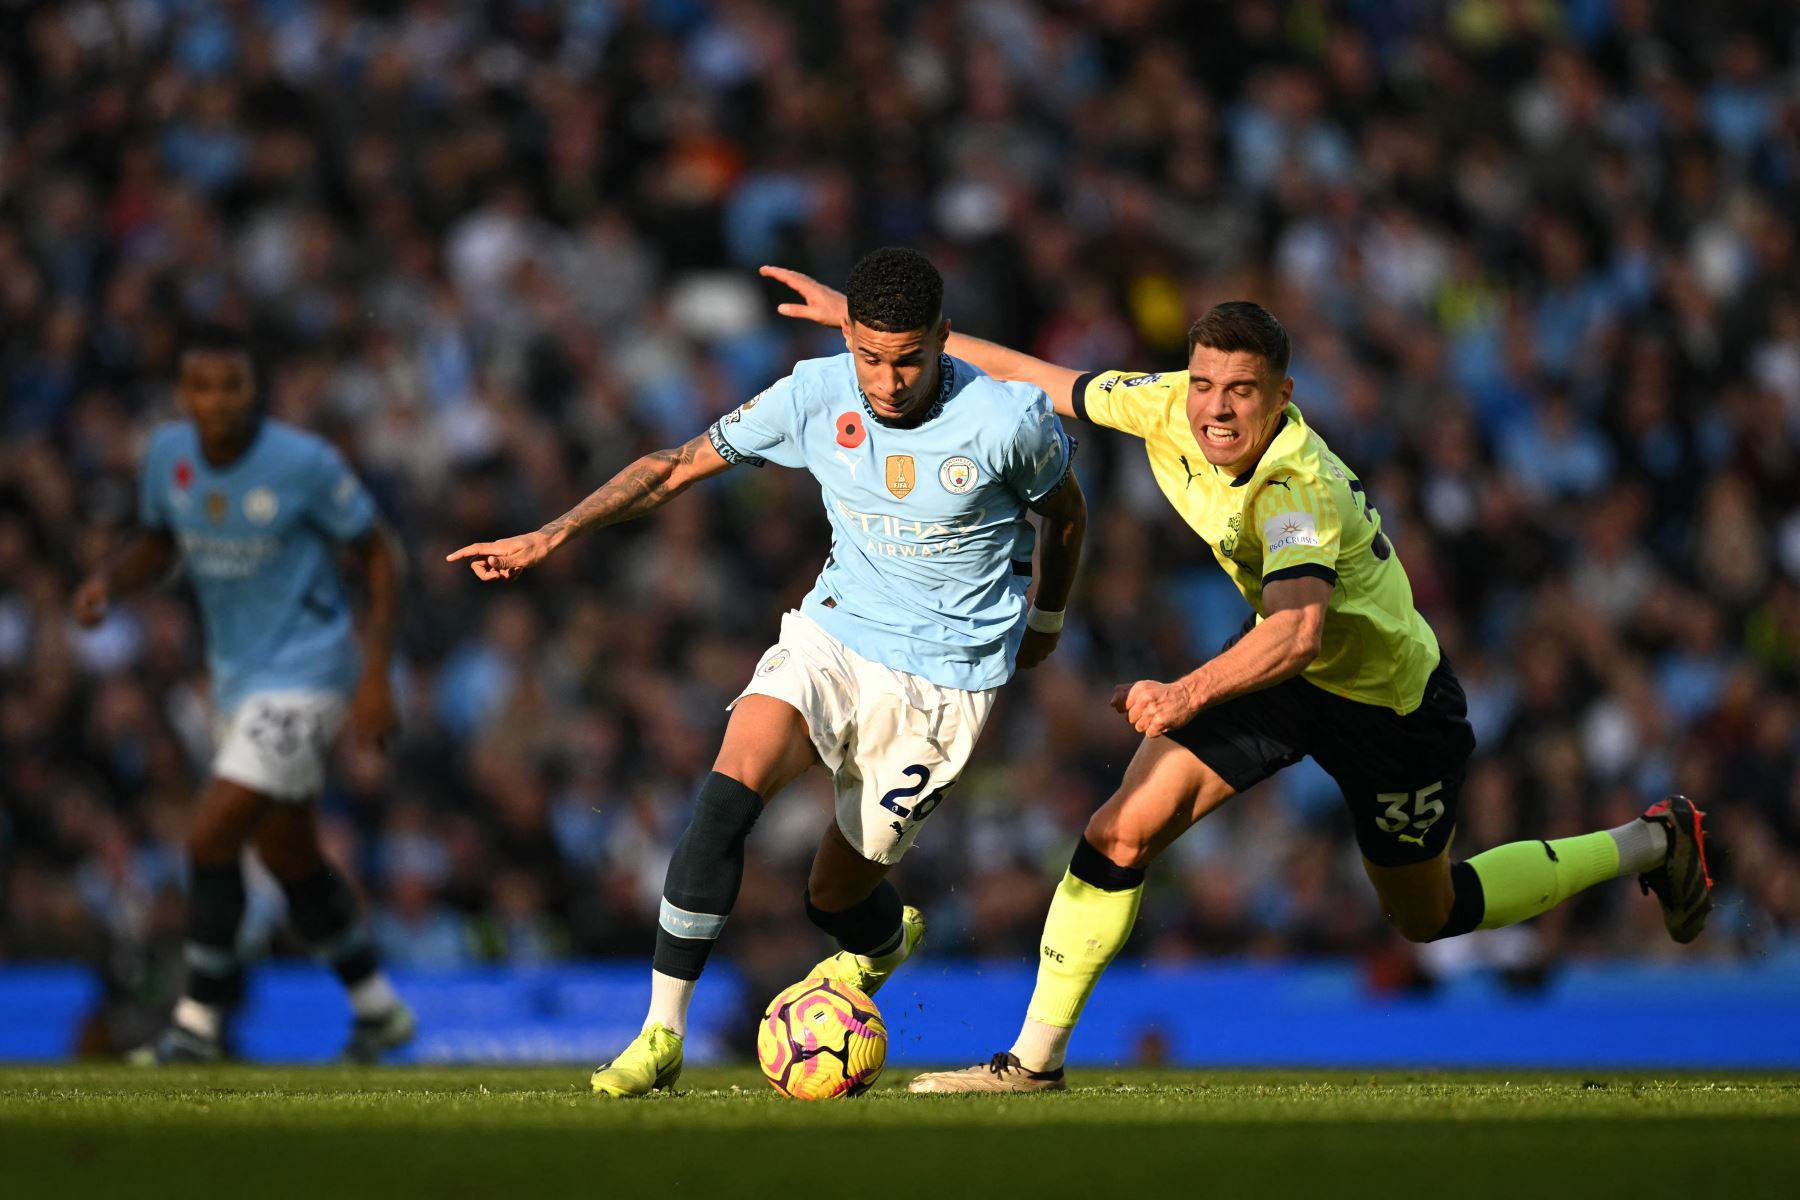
top-left (1187, 301), bottom-right (1290, 378)
top-left (180, 322), bottom-right (254, 361)
top-left (844, 247), bottom-right (943, 334)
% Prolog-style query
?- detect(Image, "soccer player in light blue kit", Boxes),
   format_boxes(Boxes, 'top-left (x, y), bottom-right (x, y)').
top-left (450, 248), bottom-right (1087, 1095)
top-left (73, 325), bottom-right (414, 1063)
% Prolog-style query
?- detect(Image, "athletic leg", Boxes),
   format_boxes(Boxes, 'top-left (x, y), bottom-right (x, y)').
top-left (155, 778), bottom-right (265, 1059)
top-left (1014, 736), bottom-right (1233, 1070)
top-left (644, 694), bottom-right (818, 1031)
top-left (255, 804), bottom-right (410, 1059)
top-left (1296, 649), bottom-right (1710, 943)
top-left (1367, 802), bottom-right (1705, 943)
top-left (593, 694), bottom-right (818, 1097)
top-left (800, 821), bottom-right (923, 996)
top-left (910, 736), bottom-right (1234, 1093)
top-left (803, 667), bottom-right (997, 997)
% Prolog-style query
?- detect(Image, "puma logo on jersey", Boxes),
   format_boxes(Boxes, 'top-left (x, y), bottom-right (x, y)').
top-left (1179, 456), bottom-right (1199, 487)
top-left (834, 449), bottom-right (861, 480)
top-left (1397, 831), bottom-right (1427, 847)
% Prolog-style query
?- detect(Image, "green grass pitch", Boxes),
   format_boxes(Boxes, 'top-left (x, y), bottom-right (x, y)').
top-left (4, 1066), bottom-right (1798, 1198)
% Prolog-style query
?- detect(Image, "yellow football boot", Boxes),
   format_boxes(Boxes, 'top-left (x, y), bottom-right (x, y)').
top-left (590, 1023), bottom-right (684, 1097)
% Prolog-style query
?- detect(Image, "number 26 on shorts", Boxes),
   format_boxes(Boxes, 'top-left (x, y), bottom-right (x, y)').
top-left (879, 764), bottom-right (946, 825)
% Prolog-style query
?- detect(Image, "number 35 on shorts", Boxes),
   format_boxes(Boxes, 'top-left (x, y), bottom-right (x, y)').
top-left (1375, 781), bottom-right (1446, 842)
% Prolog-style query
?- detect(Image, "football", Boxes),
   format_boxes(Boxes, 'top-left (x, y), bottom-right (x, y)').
top-left (756, 977), bottom-right (888, 1099)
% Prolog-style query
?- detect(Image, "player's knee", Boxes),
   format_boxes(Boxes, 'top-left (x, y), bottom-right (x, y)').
top-left (256, 832), bottom-right (322, 882)
top-left (804, 876), bottom-right (874, 920)
top-left (1081, 813), bottom-right (1154, 870)
top-left (807, 826), bottom-right (887, 911)
top-left (187, 816), bottom-right (246, 866)
top-left (713, 698), bottom-right (815, 797)
top-left (703, 753), bottom-right (762, 797)
top-left (805, 867), bottom-right (867, 913)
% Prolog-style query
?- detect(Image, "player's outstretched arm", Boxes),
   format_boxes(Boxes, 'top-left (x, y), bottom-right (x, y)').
top-left (1017, 471), bottom-right (1087, 669)
top-left (446, 433), bottom-right (732, 581)
top-left (1114, 574), bottom-right (1332, 737)
top-left (938, 332), bottom-right (1084, 422)
top-left (760, 264), bottom-right (1085, 420)
top-left (71, 528), bottom-right (178, 626)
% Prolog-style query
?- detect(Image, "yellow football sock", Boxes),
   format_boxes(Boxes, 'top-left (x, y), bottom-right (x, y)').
top-left (1023, 868), bottom-right (1143, 1028)
top-left (1468, 831), bottom-right (1621, 929)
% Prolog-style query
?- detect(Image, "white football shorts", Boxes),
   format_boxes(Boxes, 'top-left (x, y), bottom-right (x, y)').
top-left (733, 610), bottom-right (998, 866)
top-left (212, 689), bottom-right (348, 802)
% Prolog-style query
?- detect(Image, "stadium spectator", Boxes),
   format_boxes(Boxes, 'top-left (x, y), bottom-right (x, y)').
top-left (3, 2), bottom-right (1798, 1044)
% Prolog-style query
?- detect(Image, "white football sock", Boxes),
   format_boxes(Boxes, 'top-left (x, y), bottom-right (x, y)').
top-left (348, 972), bottom-right (401, 1019)
top-left (1608, 817), bottom-right (1669, 877)
top-left (1010, 1017), bottom-right (1072, 1073)
top-left (173, 997), bottom-right (222, 1041)
top-left (645, 970), bottom-right (696, 1036)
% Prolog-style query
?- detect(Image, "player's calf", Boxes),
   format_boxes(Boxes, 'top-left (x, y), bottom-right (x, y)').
top-left (648, 772), bottom-right (765, 1022)
top-left (279, 863), bottom-right (410, 1057)
top-left (169, 858), bottom-right (247, 1051)
top-left (1410, 796), bottom-right (1711, 944)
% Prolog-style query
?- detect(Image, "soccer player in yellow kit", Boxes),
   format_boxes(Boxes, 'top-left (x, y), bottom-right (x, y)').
top-left (766, 269), bottom-right (1716, 1092)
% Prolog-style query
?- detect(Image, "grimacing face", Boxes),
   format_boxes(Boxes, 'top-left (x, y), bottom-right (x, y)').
top-left (842, 316), bottom-right (949, 422)
top-left (178, 349), bottom-right (257, 450)
top-left (1184, 343), bottom-right (1293, 476)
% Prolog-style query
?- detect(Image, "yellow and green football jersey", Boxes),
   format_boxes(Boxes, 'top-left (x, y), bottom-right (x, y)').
top-left (1074, 369), bottom-right (1440, 714)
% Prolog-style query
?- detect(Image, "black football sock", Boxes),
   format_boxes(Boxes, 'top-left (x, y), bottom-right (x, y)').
top-left (805, 878), bottom-right (904, 958)
top-left (182, 859), bottom-right (246, 1023)
top-left (281, 866), bottom-right (397, 1016)
top-left (652, 772), bottom-right (764, 981)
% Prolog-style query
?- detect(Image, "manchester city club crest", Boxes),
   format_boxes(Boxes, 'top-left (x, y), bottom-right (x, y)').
top-left (757, 649), bottom-right (790, 676)
top-left (885, 454), bottom-right (915, 499)
top-left (939, 456), bottom-right (978, 495)
top-left (244, 487), bottom-right (280, 525)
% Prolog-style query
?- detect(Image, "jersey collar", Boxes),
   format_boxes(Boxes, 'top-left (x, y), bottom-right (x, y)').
top-left (859, 354), bottom-right (956, 428)
top-left (192, 416), bottom-right (269, 473)
top-left (1227, 411), bottom-right (1291, 487)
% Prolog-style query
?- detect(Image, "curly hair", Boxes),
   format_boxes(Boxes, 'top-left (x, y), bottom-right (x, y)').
top-left (844, 247), bottom-right (944, 334)
top-left (1187, 301), bottom-right (1291, 378)
top-left (180, 321), bottom-right (254, 361)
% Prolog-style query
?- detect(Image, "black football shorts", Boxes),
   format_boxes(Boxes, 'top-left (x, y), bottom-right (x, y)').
top-left (1166, 632), bottom-right (1477, 867)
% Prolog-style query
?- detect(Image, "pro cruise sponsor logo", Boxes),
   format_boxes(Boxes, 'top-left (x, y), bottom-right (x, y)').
top-left (1263, 510), bottom-right (1321, 553)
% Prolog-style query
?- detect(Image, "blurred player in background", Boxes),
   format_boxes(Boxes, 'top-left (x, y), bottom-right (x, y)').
top-left (73, 325), bottom-right (413, 1063)
top-left (769, 270), bottom-right (1714, 1093)
top-left (450, 248), bottom-right (1085, 1096)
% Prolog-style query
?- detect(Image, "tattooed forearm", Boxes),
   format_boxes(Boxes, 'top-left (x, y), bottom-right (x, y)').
top-left (540, 437), bottom-right (705, 542)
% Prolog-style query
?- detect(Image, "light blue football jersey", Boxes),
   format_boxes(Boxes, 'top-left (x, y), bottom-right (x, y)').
top-left (707, 353), bottom-right (1074, 690)
top-left (138, 420), bottom-right (378, 713)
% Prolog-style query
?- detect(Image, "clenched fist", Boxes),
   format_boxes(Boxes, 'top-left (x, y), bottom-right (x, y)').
top-left (1111, 678), bottom-right (1202, 738)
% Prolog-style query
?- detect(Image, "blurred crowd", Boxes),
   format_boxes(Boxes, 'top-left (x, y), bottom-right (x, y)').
top-left (4, 0), bottom-right (1800, 1028)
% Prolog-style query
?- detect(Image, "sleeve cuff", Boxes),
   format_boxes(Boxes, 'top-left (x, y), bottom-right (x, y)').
top-left (706, 421), bottom-right (765, 468)
top-left (1027, 436), bottom-right (1078, 504)
top-left (1263, 563), bottom-right (1338, 587)
top-left (1069, 372), bottom-right (1098, 423)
